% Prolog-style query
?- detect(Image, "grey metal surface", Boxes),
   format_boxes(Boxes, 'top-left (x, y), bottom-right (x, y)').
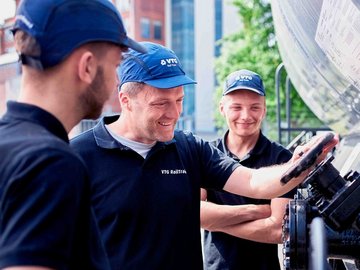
top-left (271, 0), bottom-right (360, 136)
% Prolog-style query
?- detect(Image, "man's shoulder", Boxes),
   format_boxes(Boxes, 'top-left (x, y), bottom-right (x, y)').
top-left (173, 130), bottom-right (213, 150)
top-left (267, 138), bottom-right (291, 155)
top-left (25, 140), bottom-right (85, 169)
top-left (2, 128), bottom-right (74, 161)
top-left (71, 116), bottom-right (119, 152)
top-left (174, 130), bottom-right (196, 144)
top-left (209, 137), bottom-right (222, 148)
top-left (0, 135), bottom-right (87, 192)
top-left (260, 135), bottom-right (292, 161)
top-left (173, 130), bottom-right (208, 158)
top-left (71, 128), bottom-right (95, 145)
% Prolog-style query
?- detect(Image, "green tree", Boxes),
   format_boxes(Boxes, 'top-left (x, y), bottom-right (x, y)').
top-left (214, 0), bottom-right (323, 141)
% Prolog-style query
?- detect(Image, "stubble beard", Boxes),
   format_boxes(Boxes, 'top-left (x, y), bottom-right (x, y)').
top-left (82, 67), bottom-right (107, 120)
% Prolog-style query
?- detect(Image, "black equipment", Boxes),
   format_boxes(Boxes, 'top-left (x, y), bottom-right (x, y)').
top-left (281, 135), bottom-right (360, 269)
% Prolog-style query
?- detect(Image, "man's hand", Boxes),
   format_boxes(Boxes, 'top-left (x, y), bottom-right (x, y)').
top-left (281, 132), bottom-right (339, 184)
top-left (292, 132), bottom-right (338, 162)
top-left (223, 133), bottom-right (339, 199)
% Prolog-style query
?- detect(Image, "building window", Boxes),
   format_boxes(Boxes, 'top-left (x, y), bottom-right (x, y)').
top-left (153, 21), bottom-right (162, 40)
top-left (141, 18), bottom-right (151, 39)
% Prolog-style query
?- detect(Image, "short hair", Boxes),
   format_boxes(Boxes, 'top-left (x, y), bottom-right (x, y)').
top-left (14, 30), bottom-right (41, 57)
top-left (120, 82), bottom-right (145, 97)
top-left (86, 42), bottom-right (128, 58)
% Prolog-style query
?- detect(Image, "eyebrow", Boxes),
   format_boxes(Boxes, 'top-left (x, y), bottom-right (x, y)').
top-left (230, 102), bottom-right (263, 106)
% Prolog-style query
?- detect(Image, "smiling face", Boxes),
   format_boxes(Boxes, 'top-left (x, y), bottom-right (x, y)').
top-left (220, 89), bottom-right (266, 139)
top-left (120, 84), bottom-right (184, 144)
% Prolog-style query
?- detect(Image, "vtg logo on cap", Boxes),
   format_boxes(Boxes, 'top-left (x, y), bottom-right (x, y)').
top-left (236, 75), bottom-right (253, 81)
top-left (117, 42), bottom-right (196, 89)
top-left (223, 69), bottom-right (265, 96)
top-left (160, 58), bottom-right (178, 67)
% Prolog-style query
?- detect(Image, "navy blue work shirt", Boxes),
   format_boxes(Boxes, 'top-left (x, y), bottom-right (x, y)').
top-left (0, 101), bottom-right (109, 270)
top-left (203, 130), bottom-right (294, 270)
top-left (71, 115), bottom-right (240, 270)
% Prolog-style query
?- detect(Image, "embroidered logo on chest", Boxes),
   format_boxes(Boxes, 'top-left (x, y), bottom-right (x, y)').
top-left (161, 169), bottom-right (187, 175)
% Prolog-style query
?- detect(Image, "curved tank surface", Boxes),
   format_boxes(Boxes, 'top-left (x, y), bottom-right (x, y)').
top-left (271, 0), bottom-right (360, 136)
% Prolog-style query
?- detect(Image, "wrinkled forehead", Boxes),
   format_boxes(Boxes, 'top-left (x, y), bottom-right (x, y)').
top-left (141, 84), bottom-right (184, 100)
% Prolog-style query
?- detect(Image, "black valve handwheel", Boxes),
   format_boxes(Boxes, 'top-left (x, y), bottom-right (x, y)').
top-left (280, 132), bottom-right (335, 184)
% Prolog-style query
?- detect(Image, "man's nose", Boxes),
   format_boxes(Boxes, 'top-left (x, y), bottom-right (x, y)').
top-left (240, 108), bottom-right (250, 119)
top-left (167, 102), bottom-right (181, 118)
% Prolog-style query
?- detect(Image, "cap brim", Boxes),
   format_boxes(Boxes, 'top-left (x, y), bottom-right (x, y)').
top-left (123, 37), bottom-right (148, 53)
top-left (144, 75), bottom-right (197, 89)
top-left (224, 86), bottom-right (265, 96)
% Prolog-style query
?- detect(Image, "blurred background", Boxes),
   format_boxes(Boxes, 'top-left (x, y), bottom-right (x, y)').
top-left (1, 1), bottom-right (360, 269)
top-left (0, 0), bottom-right (329, 142)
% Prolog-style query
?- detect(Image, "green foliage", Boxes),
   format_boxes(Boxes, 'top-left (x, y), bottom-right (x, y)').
top-left (214, 0), bottom-right (323, 141)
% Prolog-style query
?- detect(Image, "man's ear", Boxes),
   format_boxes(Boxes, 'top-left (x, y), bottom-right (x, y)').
top-left (219, 100), bottom-right (226, 117)
top-left (77, 51), bottom-right (97, 84)
top-left (119, 92), bottom-right (131, 111)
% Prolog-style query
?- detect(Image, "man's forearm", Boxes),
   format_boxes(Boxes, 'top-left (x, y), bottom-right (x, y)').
top-left (210, 198), bottom-right (290, 244)
top-left (223, 134), bottom-right (339, 199)
top-left (216, 216), bottom-right (282, 244)
top-left (223, 162), bottom-right (306, 199)
top-left (200, 201), bottom-right (271, 231)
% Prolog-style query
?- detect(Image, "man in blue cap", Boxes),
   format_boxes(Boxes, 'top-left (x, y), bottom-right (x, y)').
top-left (71, 42), bottom-right (337, 269)
top-left (0, 0), bottom-right (145, 269)
top-left (201, 69), bottom-right (295, 270)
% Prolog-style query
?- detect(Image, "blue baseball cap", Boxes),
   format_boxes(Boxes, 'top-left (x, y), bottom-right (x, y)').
top-left (12, 0), bottom-right (147, 69)
top-left (118, 42), bottom-right (196, 89)
top-left (223, 69), bottom-right (265, 96)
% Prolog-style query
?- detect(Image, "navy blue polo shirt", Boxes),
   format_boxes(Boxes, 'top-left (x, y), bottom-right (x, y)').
top-left (71, 115), bottom-right (240, 270)
top-left (0, 101), bottom-right (109, 270)
top-left (203, 130), bottom-right (294, 270)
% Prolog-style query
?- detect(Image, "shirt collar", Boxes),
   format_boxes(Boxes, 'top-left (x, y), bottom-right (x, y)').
top-left (219, 130), bottom-right (268, 160)
top-left (93, 115), bottom-right (176, 150)
top-left (4, 101), bottom-right (68, 142)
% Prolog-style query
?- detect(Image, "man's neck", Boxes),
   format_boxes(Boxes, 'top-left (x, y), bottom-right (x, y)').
top-left (226, 131), bottom-right (260, 159)
top-left (108, 115), bottom-right (152, 144)
top-left (18, 70), bottom-right (82, 134)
